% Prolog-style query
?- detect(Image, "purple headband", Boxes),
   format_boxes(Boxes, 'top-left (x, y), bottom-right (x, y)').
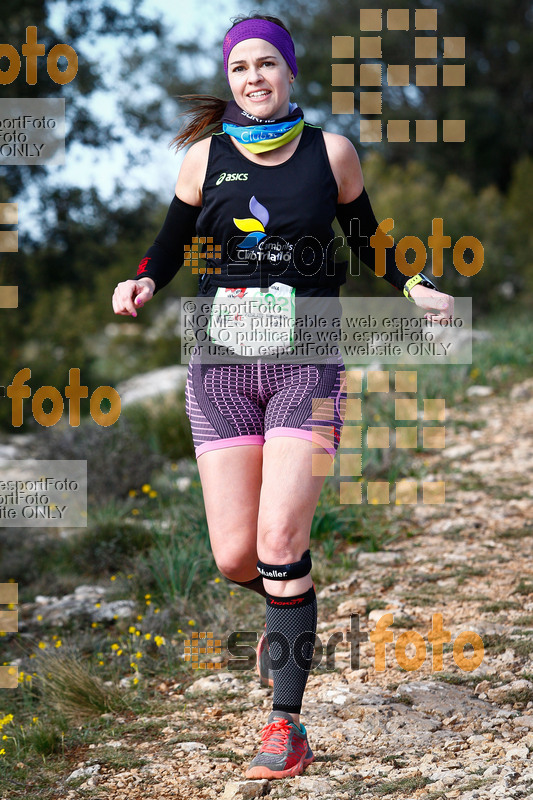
top-left (223, 19), bottom-right (298, 82)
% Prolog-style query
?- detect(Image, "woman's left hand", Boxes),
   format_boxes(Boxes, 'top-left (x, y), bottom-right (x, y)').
top-left (408, 284), bottom-right (454, 324)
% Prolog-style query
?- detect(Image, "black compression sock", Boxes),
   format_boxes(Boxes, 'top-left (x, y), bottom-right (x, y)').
top-left (265, 584), bottom-right (317, 715)
top-left (224, 575), bottom-right (267, 598)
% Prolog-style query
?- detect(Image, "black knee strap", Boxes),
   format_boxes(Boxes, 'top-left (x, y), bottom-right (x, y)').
top-left (257, 549), bottom-right (312, 581)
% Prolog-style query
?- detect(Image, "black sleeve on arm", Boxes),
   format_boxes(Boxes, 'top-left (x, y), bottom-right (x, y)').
top-left (134, 195), bottom-right (202, 294)
top-left (335, 188), bottom-right (411, 293)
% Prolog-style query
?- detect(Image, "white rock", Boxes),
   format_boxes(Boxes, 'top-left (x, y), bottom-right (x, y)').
top-left (487, 679), bottom-right (533, 703)
top-left (174, 741), bottom-right (208, 752)
top-left (115, 366), bottom-right (188, 406)
top-left (357, 550), bottom-right (403, 565)
top-left (368, 608), bottom-right (399, 623)
top-left (336, 598), bottom-right (366, 617)
top-left (466, 385), bottom-right (493, 397)
top-left (512, 715), bottom-right (533, 729)
top-left (222, 779), bottom-right (270, 799)
top-left (505, 745), bottom-right (529, 760)
top-left (66, 764), bottom-right (101, 782)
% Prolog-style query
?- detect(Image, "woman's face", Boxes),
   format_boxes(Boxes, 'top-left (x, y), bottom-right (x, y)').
top-left (227, 38), bottom-right (292, 119)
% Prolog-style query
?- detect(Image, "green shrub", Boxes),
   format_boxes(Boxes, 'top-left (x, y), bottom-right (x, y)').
top-left (24, 416), bottom-right (164, 503)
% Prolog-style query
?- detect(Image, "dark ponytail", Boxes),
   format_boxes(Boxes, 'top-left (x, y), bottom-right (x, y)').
top-left (169, 13), bottom-right (293, 152)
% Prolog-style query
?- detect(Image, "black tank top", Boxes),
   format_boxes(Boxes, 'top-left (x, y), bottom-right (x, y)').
top-left (195, 123), bottom-right (347, 298)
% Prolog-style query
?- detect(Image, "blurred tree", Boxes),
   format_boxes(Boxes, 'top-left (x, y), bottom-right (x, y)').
top-left (246, 0), bottom-right (533, 192)
top-left (0, 0), bottom-right (164, 203)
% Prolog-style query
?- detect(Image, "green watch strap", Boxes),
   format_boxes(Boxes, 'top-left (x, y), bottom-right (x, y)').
top-left (403, 274), bottom-right (423, 302)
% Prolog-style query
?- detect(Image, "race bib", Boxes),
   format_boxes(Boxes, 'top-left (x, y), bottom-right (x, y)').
top-left (207, 283), bottom-right (296, 357)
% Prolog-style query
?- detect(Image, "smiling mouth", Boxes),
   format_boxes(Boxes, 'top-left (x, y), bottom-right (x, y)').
top-left (247, 91), bottom-right (271, 99)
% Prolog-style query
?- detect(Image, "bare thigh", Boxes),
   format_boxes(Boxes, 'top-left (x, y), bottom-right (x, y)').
top-left (197, 445), bottom-right (263, 581)
top-left (257, 437), bottom-right (330, 595)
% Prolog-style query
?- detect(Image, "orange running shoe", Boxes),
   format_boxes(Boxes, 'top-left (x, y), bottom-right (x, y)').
top-left (245, 710), bottom-right (315, 779)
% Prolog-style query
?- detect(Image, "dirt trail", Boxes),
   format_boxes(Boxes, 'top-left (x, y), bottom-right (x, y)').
top-left (62, 378), bottom-right (533, 800)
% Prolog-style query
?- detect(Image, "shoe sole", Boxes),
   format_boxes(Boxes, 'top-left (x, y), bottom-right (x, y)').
top-left (245, 753), bottom-right (314, 779)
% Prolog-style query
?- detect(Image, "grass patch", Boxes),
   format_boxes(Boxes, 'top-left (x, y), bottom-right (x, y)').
top-left (449, 565), bottom-right (488, 585)
top-left (480, 633), bottom-right (533, 658)
top-left (35, 652), bottom-right (131, 721)
top-left (480, 600), bottom-right (520, 612)
top-left (365, 599), bottom-right (389, 614)
top-left (400, 593), bottom-right (443, 607)
top-left (512, 578), bottom-right (533, 596)
top-left (393, 694), bottom-right (414, 706)
top-left (515, 615), bottom-right (533, 627)
top-left (381, 754), bottom-right (408, 768)
top-left (436, 671), bottom-right (500, 687)
top-left (94, 748), bottom-right (148, 770)
top-left (499, 687), bottom-right (533, 707)
top-left (390, 615), bottom-right (418, 628)
top-left (496, 525), bottom-right (533, 539)
top-left (122, 388), bottom-right (195, 461)
top-left (210, 749), bottom-right (246, 762)
top-left (374, 773), bottom-right (430, 794)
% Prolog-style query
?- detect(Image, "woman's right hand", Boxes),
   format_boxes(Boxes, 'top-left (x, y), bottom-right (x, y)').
top-left (112, 278), bottom-right (155, 317)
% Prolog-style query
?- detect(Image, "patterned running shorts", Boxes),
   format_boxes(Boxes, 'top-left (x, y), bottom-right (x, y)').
top-left (185, 355), bottom-right (347, 459)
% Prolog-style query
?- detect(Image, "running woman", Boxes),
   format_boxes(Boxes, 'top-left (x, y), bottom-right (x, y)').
top-left (112, 13), bottom-right (454, 780)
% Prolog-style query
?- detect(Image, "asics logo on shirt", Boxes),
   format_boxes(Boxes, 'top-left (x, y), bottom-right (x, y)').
top-left (216, 172), bottom-right (249, 185)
